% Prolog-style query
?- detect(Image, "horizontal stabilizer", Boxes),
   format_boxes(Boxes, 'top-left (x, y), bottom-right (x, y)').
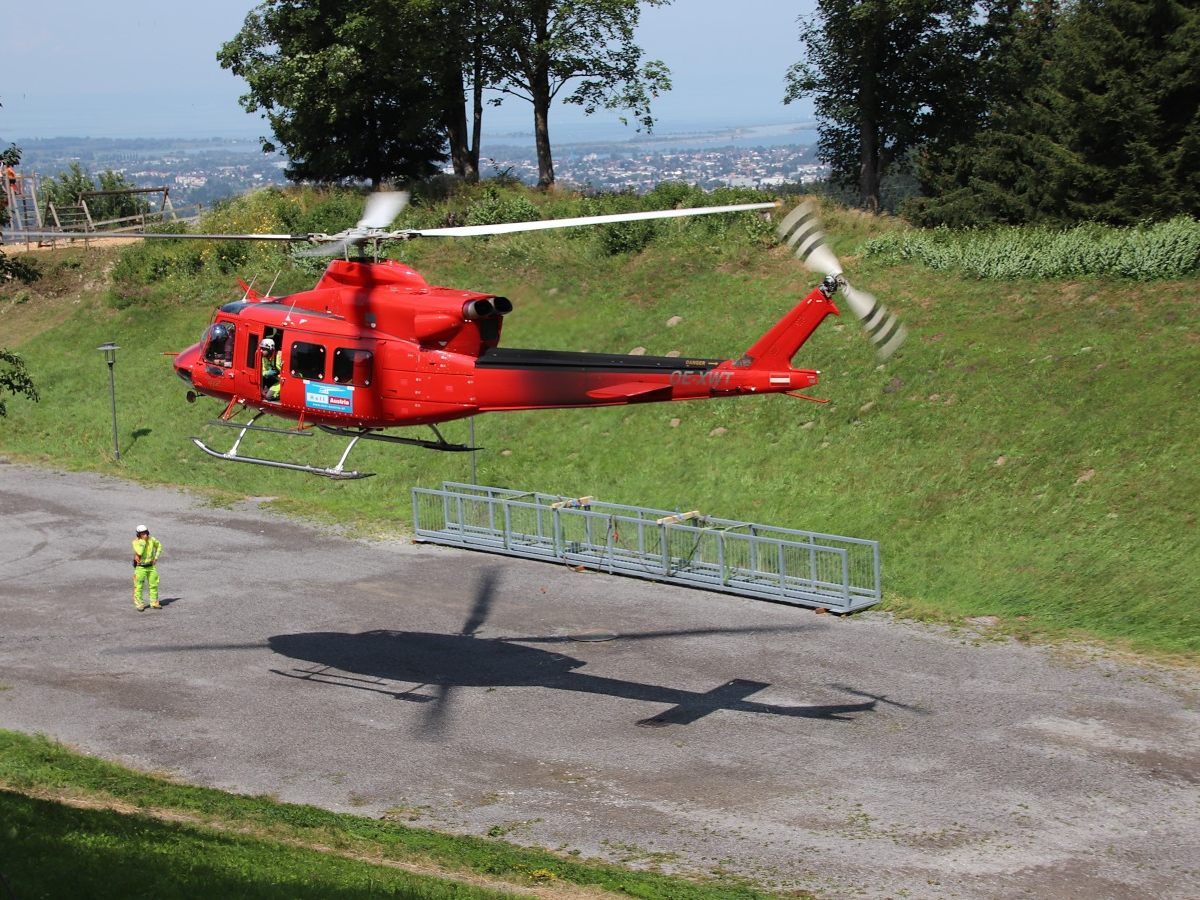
top-left (586, 382), bottom-right (673, 401)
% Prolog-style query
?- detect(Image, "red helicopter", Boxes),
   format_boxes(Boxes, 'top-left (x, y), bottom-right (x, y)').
top-left (8, 194), bottom-right (906, 478)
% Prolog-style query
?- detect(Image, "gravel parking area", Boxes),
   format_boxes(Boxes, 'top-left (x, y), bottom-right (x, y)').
top-left (1, 462), bottom-right (1197, 898)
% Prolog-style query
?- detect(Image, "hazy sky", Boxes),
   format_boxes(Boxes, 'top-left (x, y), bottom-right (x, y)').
top-left (1, 1), bottom-right (815, 142)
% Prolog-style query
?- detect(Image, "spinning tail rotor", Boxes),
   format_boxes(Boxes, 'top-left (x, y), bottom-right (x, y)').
top-left (776, 202), bottom-right (907, 360)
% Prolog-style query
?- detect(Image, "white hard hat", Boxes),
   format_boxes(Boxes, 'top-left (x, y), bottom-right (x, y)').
top-left (135, 524), bottom-right (148, 534)
top-left (261, 338), bottom-right (275, 350)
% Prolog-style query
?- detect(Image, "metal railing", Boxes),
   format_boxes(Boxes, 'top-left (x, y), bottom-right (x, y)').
top-left (412, 482), bottom-right (881, 613)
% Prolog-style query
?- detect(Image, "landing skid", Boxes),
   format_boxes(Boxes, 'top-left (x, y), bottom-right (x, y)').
top-left (191, 437), bottom-right (374, 480)
top-left (192, 415), bottom-right (475, 479)
top-left (192, 411), bottom-right (373, 479)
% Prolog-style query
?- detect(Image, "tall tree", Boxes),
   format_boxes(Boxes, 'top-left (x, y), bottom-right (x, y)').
top-left (219, 0), bottom-right (448, 188)
top-left (784, 0), bottom-right (994, 211)
top-left (410, 0), bottom-right (503, 182)
top-left (489, 0), bottom-right (672, 188)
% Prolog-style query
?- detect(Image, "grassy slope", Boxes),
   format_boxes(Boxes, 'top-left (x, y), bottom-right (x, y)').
top-left (0, 730), bottom-right (780, 899)
top-left (1, 204), bottom-right (1197, 658)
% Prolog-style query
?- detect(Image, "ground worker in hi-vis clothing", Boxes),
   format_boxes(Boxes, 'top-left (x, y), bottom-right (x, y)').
top-left (132, 525), bottom-right (163, 611)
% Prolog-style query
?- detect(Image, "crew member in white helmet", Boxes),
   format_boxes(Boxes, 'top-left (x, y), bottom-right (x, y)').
top-left (131, 525), bottom-right (163, 611)
top-left (260, 337), bottom-right (282, 401)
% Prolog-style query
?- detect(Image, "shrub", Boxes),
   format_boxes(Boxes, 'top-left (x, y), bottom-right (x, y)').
top-left (466, 189), bottom-right (540, 227)
top-left (598, 219), bottom-right (658, 255)
top-left (865, 217), bottom-right (1200, 280)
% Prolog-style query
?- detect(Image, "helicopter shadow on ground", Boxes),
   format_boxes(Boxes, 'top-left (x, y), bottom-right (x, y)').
top-left (264, 627), bottom-right (879, 732)
top-left (117, 568), bottom-right (887, 732)
top-left (265, 568), bottom-right (882, 733)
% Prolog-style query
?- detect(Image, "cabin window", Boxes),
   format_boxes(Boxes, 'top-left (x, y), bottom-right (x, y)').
top-left (332, 348), bottom-right (373, 386)
top-left (290, 341), bottom-right (326, 381)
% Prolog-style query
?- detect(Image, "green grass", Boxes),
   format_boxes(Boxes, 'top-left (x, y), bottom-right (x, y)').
top-left (0, 730), bottom-right (784, 899)
top-left (1, 190), bottom-right (1197, 659)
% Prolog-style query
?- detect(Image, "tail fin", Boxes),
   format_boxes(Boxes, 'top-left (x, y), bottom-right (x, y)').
top-left (739, 286), bottom-right (839, 370)
top-left (237, 278), bottom-right (264, 302)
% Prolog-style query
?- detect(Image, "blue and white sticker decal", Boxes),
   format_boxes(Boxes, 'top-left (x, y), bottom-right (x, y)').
top-left (305, 382), bottom-right (354, 413)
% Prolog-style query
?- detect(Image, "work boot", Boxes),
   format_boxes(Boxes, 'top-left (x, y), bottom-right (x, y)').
top-left (150, 603), bottom-right (162, 609)
top-left (135, 603), bottom-right (146, 611)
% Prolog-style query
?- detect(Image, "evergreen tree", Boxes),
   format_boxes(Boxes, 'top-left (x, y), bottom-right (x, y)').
top-left (1056, 0), bottom-right (1199, 221)
top-left (907, 0), bottom-right (1083, 226)
top-left (912, 0), bottom-right (1200, 225)
top-left (41, 163), bottom-right (151, 223)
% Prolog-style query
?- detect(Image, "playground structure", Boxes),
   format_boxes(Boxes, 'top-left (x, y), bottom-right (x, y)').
top-left (3, 171), bottom-right (199, 247)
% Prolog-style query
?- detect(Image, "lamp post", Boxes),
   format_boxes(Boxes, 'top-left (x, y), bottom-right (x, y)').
top-left (97, 342), bottom-right (120, 460)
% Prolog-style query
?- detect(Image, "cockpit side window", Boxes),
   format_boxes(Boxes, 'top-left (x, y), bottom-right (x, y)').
top-left (203, 323), bottom-right (235, 367)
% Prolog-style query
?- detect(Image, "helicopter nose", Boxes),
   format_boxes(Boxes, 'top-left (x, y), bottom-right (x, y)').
top-left (174, 344), bottom-right (199, 385)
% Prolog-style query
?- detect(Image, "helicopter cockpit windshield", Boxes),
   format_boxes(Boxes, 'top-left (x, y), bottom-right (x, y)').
top-left (202, 323), bottom-right (235, 367)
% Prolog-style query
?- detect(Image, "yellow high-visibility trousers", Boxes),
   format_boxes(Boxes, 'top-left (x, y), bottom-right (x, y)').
top-left (133, 565), bottom-right (160, 608)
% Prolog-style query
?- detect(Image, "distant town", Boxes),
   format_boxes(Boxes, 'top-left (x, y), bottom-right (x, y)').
top-left (12, 130), bottom-right (826, 208)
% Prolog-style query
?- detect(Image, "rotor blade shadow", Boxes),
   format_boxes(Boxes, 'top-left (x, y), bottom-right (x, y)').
top-left (107, 641), bottom-right (268, 654)
top-left (828, 683), bottom-right (929, 714)
top-left (497, 624), bottom-right (816, 644)
top-left (419, 567), bottom-right (501, 736)
top-left (460, 568), bottom-right (499, 637)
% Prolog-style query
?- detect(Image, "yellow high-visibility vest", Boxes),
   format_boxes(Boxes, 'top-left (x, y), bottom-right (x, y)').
top-left (132, 536), bottom-right (163, 565)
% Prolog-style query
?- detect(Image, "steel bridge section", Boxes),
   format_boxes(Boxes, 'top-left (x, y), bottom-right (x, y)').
top-left (412, 482), bottom-right (881, 613)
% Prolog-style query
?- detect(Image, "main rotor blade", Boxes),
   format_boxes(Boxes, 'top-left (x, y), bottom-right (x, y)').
top-left (1, 230), bottom-right (303, 242)
top-left (400, 201), bottom-right (777, 238)
top-left (776, 201), bottom-right (842, 276)
top-left (460, 569), bottom-right (499, 637)
top-left (358, 190), bottom-right (409, 230)
top-left (5, 200), bottom-right (775, 248)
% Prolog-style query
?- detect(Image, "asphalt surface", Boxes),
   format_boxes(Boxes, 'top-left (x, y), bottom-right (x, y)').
top-left (1, 461), bottom-right (1197, 898)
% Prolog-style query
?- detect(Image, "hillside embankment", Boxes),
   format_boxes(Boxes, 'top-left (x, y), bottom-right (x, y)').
top-left (1, 187), bottom-right (1197, 660)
